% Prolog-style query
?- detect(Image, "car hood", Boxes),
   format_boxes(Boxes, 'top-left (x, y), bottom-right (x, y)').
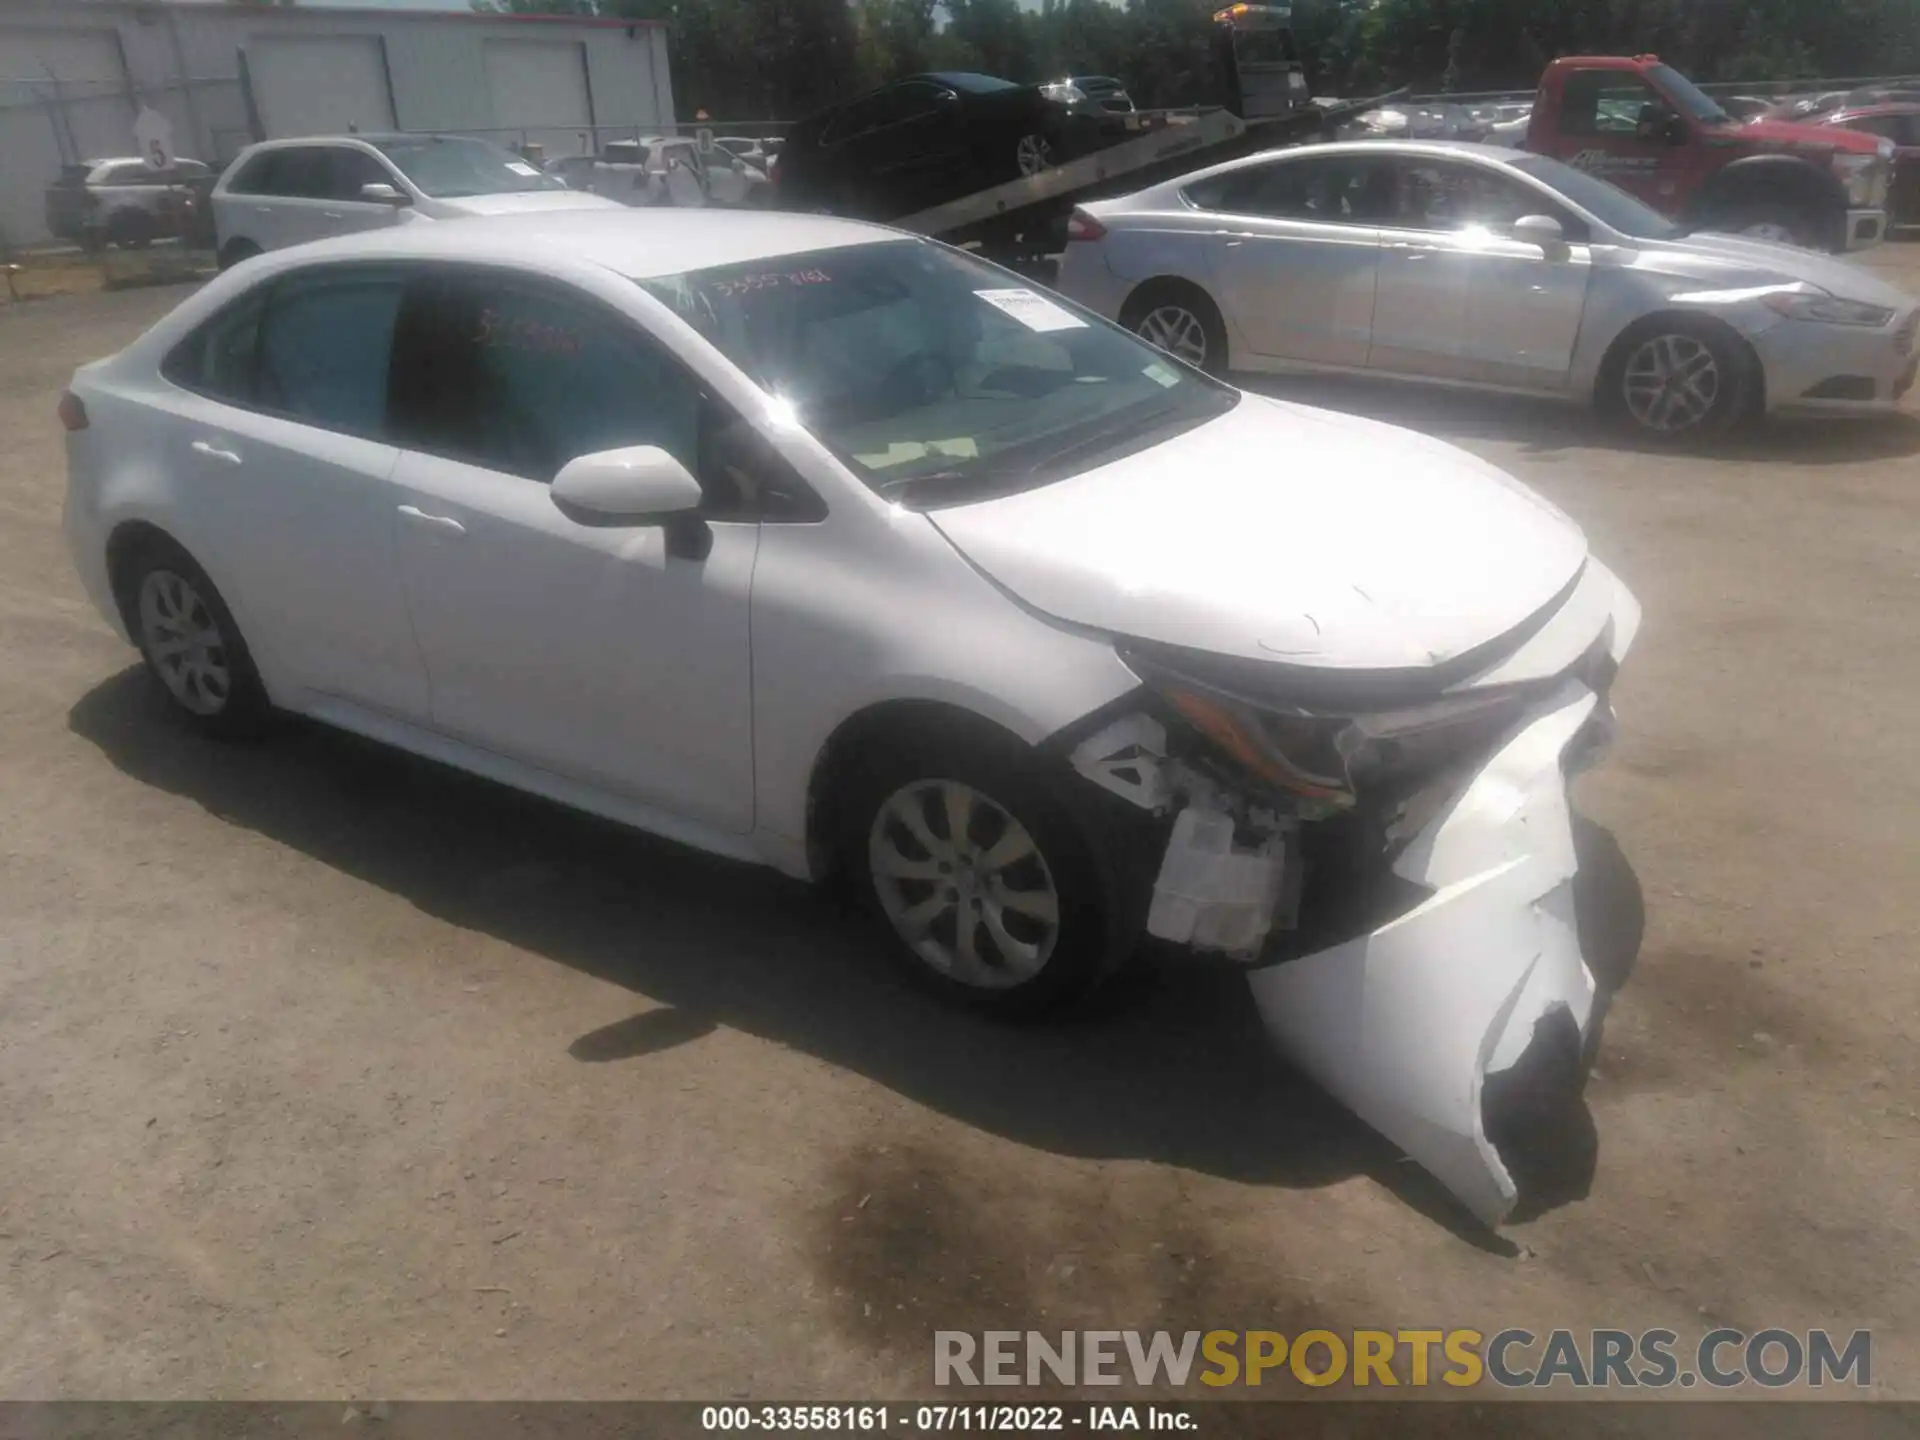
top-left (1720, 117), bottom-right (1882, 153)
top-left (1648, 232), bottom-right (1917, 305)
top-left (437, 190), bottom-right (626, 216)
top-left (925, 396), bottom-right (1590, 671)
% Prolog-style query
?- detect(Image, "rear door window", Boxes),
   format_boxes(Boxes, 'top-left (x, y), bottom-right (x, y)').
top-left (1185, 154), bottom-right (1394, 224)
top-left (253, 267), bottom-right (407, 436)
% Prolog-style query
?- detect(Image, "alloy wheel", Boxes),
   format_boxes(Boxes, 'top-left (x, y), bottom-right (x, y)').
top-left (138, 569), bottom-right (231, 716)
top-left (1136, 305), bottom-right (1210, 368)
top-left (1015, 134), bottom-right (1055, 176)
top-left (1738, 219), bottom-right (1799, 245)
top-left (1622, 332), bottom-right (1722, 434)
top-left (867, 779), bottom-right (1061, 990)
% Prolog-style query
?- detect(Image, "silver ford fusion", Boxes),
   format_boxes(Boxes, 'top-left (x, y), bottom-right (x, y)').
top-left (1057, 140), bottom-right (1919, 438)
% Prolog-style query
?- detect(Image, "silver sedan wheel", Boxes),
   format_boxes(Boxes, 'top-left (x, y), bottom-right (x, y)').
top-left (1015, 134), bottom-right (1055, 176)
top-left (1622, 332), bottom-right (1722, 433)
top-left (868, 779), bottom-right (1061, 990)
top-left (137, 569), bottom-right (230, 716)
top-left (1136, 305), bottom-right (1209, 367)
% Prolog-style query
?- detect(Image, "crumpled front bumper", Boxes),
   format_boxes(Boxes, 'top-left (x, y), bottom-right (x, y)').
top-left (1245, 680), bottom-right (1611, 1226)
top-left (1072, 566), bottom-right (1641, 1226)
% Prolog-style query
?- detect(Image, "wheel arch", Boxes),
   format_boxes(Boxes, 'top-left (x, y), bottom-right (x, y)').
top-left (1592, 308), bottom-right (1768, 417)
top-left (1117, 275), bottom-right (1230, 371)
top-left (104, 518), bottom-right (183, 636)
top-left (802, 698), bottom-right (1050, 885)
top-left (1685, 155), bottom-right (1848, 249)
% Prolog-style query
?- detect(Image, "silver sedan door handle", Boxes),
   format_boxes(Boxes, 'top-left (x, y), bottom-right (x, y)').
top-left (190, 439), bottom-right (242, 465)
top-left (397, 504), bottom-right (466, 536)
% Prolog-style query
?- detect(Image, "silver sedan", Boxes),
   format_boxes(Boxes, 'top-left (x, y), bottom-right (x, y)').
top-left (1056, 140), bottom-right (1919, 438)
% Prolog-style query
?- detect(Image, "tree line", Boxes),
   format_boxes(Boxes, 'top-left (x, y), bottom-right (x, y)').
top-left (472, 0), bottom-right (1920, 121)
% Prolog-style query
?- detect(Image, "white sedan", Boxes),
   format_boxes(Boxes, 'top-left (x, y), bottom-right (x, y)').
top-left (64, 209), bottom-right (1639, 1226)
top-left (1057, 140), bottom-right (1918, 437)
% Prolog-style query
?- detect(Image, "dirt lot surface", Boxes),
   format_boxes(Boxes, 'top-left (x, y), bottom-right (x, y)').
top-left (2, 246), bottom-right (1918, 1416)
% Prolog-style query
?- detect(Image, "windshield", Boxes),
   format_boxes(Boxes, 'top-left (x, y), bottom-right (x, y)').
top-left (1509, 153), bottom-right (1680, 240)
top-left (371, 136), bottom-right (564, 199)
top-left (1648, 64), bottom-right (1730, 125)
top-left (640, 240), bottom-right (1238, 507)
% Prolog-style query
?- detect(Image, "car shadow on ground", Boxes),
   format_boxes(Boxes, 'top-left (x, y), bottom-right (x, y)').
top-left (70, 669), bottom-right (1644, 1251)
top-left (1232, 371), bottom-right (1920, 464)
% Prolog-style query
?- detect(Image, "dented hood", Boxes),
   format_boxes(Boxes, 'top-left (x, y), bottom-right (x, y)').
top-left (927, 395), bottom-right (1589, 671)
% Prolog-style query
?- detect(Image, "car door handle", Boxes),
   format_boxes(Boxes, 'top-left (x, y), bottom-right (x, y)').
top-left (397, 505), bottom-right (466, 535)
top-left (190, 439), bottom-right (242, 465)
top-left (322, 210), bottom-right (344, 220)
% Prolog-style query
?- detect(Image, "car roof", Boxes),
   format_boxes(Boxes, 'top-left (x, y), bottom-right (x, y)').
top-left (919, 71), bottom-right (1021, 93)
top-left (241, 207), bottom-right (904, 280)
top-left (1830, 103), bottom-right (1920, 118)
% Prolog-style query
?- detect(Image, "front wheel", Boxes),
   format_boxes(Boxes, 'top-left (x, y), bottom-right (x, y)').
top-left (842, 736), bottom-right (1125, 1017)
top-left (1601, 318), bottom-right (1753, 440)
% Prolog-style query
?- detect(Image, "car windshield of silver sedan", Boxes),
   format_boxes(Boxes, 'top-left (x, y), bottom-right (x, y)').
top-left (370, 136), bottom-right (564, 198)
top-left (640, 239), bottom-right (1239, 506)
top-left (1508, 152), bottom-right (1680, 240)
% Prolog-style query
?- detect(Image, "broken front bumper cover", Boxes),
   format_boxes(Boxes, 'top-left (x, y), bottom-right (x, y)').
top-left (1070, 574), bottom-right (1639, 1227)
top-left (1246, 681), bottom-right (1608, 1226)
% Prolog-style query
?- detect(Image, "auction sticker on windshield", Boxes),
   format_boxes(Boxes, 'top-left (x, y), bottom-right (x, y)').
top-left (975, 288), bottom-right (1087, 333)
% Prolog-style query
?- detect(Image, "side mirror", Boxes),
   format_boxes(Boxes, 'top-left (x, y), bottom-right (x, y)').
top-left (1510, 213), bottom-right (1566, 250)
top-left (1662, 114), bottom-right (1689, 146)
top-left (551, 445), bottom-right (703, 522)
top-left (935, 89), bottom-right (961, 108)
top-left (360, 182), bottom-right (409, 206)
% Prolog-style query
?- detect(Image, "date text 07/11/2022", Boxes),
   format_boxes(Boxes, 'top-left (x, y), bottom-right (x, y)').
top-left (700, 1404), bottom-right (1196, 1431)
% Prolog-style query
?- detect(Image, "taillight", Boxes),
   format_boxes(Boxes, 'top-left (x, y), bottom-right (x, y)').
top-left (58, 392), bottom-right (88, 432)
top-left (1066, 207), bottom-right (1107, 242)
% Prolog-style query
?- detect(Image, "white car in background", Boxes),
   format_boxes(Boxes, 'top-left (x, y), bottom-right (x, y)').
top-left (210, 133), bottom-right (621, 269)
top-left (63, 209), bottom-right (1639, 1228)
top-left (1057, 139), bottom-right (1919, 437)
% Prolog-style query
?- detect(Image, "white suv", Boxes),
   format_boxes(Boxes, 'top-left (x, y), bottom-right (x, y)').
top-left (210, 133), bottom-right (621, 269)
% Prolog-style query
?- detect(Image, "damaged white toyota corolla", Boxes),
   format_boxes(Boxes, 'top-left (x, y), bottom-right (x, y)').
top-left (63, 211), bottom-right (1636, 1227)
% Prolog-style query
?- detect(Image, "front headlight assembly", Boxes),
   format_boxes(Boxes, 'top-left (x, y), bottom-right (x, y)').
top-left (1832, 151), bottom-right (1890, 207)
top-left (1763, 286), bottom-right (1897, 327)
top-left (1121, 647), bottom-right (1530, 817)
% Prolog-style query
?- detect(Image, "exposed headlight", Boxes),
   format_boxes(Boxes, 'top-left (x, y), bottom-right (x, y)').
top-left (1763, 288), bottom-right (1897, 327)
top-left (1832, 152), bottom-right (1889, 207)
top-left (1041, 82), bottom-right (1087, 104)
top-left (1122, 648), bottom-right (1531, 814)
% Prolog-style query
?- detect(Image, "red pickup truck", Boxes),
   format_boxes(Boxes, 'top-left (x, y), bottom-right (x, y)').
top-left (1524, 55), bottom-right (1894, 253)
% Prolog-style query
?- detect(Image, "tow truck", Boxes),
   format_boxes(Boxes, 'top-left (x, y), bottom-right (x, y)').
top-left (872, 5), bottom-right (1404, 262)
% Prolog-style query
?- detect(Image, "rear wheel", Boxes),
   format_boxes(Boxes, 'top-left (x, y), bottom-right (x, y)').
top-left (217, 238), bottom-right (262, 271)
top-left (840, 733), bottom-right (1125, 1017)
top-left (116, 536), bottom-right (272, 739)
top-left (1014, 132), bottom-right (1056, 177)
top-left (1120, 281), bottom-right (1229, 376)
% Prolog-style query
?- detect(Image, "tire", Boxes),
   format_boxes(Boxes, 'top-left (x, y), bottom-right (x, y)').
top-left (217, 238), bottom-right (262, 272)
top-left (1716, 204), bottom-right (1820, 250)
top-left (116, 536), bottom-right (273, 740)
top-left (106, 209), bottom-right (156, 250)
top-left (1014, 132), bottom-right (1056, 178)
top-left (838, 731), bottom-right (1126, 1018)
top-left (1119, 281), bottom-right (1229, 377)
top-left (1598, 316), bottom-right (1755, 441)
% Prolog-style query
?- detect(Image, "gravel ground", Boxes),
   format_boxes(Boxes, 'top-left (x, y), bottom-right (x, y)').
top-left (1, 247), bottom-right (1917, 1414)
